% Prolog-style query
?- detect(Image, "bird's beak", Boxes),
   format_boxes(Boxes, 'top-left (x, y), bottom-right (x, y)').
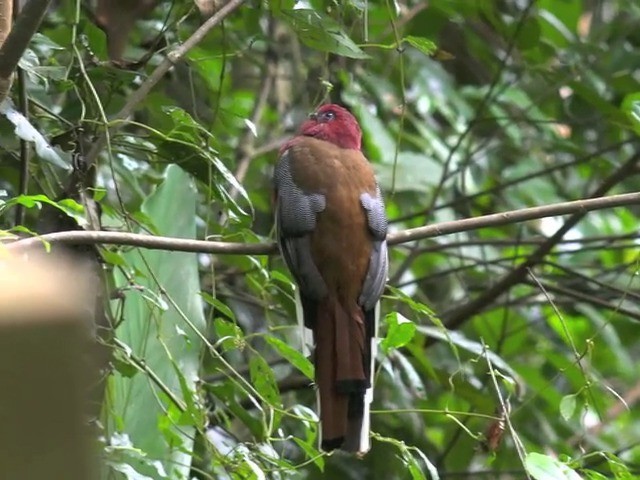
top-left (308, 112), bottom-right (318, 121)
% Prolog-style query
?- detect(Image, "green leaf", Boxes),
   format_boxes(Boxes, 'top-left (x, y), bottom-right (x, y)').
top-left (582, 471), bottom-right (609, 480)
top-left (537, 0), bottom-right (581, 47)
top-left (525, 452), bottom-right (583, 480)
top-left (278, 9), bottom-right (369, 59)
top-left (516, 18), bottom-right (542, 51)
top-left (270, 270), bottom-right (294, 286)
top-left (268, 0), bottom-right (295, 14)
top-left (13, 194), bottom-right (58, 209)
top-left (9, 194), bottom-right (86, 225)
top-left (292, 437), bottom-right (324, 472)
top-left (213, 318), bottom-right (244, 352)
top-left (386, 286), bottom-right (436, 317)
top-left (112, 356), bottom-right (139, 379)
top-left (101, 249), bottom-right (127, 267)
top-left (601, 452), bottom-right (635, 479)
top-left (381, 312), bottom-right (417, 353)
top-left (110, 165), bottom-right (206, 479)
top-left (13, 194), bottom-right (45, 208)
top-left (249, 355), bottom-right (280, 405)
top-left (201, 292), bottom-right (237, 321)
top-left (398, 444), bottom-right (439, 480)
top-left (265, 336), bottom-right (314, 380)
top-left (559, 394), bottom-right (577, 421)
top-left (407, 455), bottom-right (427, 480)
top-left (403, 36), bottom-right (437, 56)
top-left (108, 461), bottom-right (161, 480)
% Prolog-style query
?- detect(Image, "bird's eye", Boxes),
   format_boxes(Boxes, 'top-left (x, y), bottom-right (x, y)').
top-left (323, 111), bottom-right (336, 121)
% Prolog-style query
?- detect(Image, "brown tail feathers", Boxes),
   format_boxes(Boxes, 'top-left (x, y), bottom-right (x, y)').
top-left (314, 296), bottom-right (374, 453)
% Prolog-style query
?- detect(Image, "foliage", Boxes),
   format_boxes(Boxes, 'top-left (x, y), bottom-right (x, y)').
top-left (1, 0), bottom-right (640, 479)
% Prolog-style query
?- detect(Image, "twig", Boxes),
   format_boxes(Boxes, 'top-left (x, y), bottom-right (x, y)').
top-left (6, 230), bottom-right (277, 255)
top-left (84, 0), bottom-right (246, 168)
top-left (6, 190), bottom-right (640, 254)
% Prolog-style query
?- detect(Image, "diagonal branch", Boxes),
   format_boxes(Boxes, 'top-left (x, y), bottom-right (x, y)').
top-left (6, 190), bottom-right (640, 254)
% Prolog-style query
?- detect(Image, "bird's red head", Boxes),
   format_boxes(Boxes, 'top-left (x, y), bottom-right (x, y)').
top-left (298, 104), bottom-right (362, 150)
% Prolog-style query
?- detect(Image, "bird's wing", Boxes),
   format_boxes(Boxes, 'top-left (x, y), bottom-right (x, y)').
top-left (273, 148), bottom-right (328, 302)
top-left (359, 183), bottom-right (389, 311)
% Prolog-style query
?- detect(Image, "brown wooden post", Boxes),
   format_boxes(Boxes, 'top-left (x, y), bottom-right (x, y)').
top-left (0, 253), bottom-right (96, 480)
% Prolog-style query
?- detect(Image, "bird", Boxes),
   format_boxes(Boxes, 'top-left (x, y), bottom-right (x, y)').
top-left (273, 104), bottom-right (388, 454)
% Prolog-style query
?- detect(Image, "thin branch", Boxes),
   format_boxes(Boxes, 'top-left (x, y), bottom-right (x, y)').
top-left (389, 191), bottom-right (640, 245)
top-left (84, 0), bottom-right (246, 168)
top-left (6, 191), bottom-right (640, 254)
top-left (437, 152), bottom-right (640, 335)
top-left (6, 230), bottom-right (277, 255)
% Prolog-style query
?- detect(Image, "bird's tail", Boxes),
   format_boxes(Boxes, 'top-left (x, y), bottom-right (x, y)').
top-left (342, 302), bottom-right (378, 454)
top-left (297, 294), bottom-right (377, 454)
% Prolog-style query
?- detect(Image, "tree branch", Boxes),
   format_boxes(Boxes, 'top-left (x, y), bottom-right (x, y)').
top-left (84, 0), bottom-right (246, 168)
top-left (437, 152), bottom-right (640, 335)
top-left (6, 191), bottom-right (640, 254)
top-left (388, 191), bottom-right (640, 245)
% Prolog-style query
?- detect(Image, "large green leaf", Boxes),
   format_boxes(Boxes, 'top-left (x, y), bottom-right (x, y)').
top-left (108, 165), bottom-right (206, 479)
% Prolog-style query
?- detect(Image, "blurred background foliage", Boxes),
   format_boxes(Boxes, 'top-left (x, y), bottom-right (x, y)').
top-left (1, 0), bottom-right (640, 479)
